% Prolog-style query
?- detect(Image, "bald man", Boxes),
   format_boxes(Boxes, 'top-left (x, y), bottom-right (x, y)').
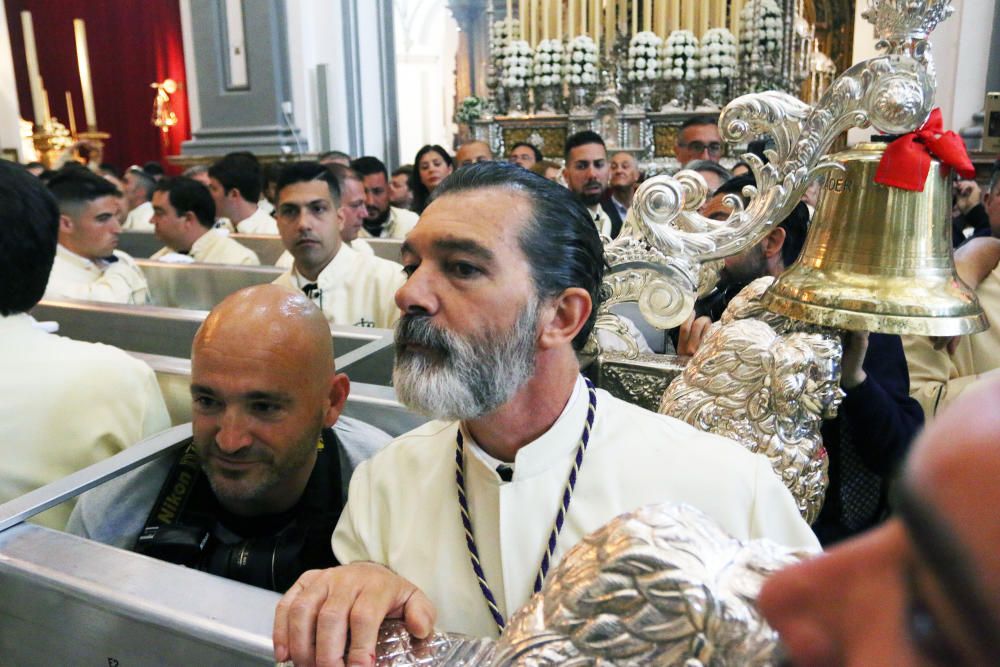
top-left (67, 284), bottom-right (391, 592)
top-left (454, 140), bottom-right (494, 167)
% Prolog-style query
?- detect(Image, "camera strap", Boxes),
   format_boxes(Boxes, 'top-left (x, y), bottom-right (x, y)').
top-left (135, 430), bottom-right (345, 588)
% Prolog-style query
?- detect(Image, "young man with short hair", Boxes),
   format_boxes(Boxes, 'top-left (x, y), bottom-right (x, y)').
top-left (150, 177), bottom-right (260, 265)
top-left (45, 167), bottom-right (151, 304)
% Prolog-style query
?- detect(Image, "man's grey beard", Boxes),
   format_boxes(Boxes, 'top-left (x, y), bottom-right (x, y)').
top-left (392, 298), bottom-right (539, 421)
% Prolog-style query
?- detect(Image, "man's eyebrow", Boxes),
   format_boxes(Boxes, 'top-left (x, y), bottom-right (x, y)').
top-left (190, 384), bottom-right (215, 395)
top-left (432, 237), bottom-right (494, 261)
top-left (895, 479), bottom-right (1000, 657)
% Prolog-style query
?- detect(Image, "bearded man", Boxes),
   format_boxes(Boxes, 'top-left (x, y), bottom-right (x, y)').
top-left (273, 162), bottom-right (818, 666)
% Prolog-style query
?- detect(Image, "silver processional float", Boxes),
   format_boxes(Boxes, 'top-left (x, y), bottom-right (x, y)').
top-left (370, 1), bottom-right (980, 663)
top-left (0, 1), bottom-right (983, 665)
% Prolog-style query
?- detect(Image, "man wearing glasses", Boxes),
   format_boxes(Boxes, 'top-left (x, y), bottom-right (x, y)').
top-left (674, 116), bottom-right (724, 165)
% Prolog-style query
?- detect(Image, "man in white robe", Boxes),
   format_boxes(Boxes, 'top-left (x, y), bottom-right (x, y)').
top-left (149, 176), bottom-right (259, 265)
top-left (44, 167), bottom-right (150, 304)
top-left (272, 162), bottom-right (818, 665)
top-left (208, 153), bottom-right (279, 235)
top-left (271, 162), bottom-right (405, 329)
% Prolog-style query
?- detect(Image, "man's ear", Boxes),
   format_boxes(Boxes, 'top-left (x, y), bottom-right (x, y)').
top-left (182, 211), bottom-right (200, 228)
top-left (538, 287), bottom-right (592, 350)
top-left (323, 372), bottom-right (350, 427)
top-left (59, 213), bottom-right (75, 234)
top-left (762, 227), bottom-right (786, 259)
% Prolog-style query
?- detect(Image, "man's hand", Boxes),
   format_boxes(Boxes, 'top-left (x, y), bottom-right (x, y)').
top-left (955, 180), bottom-right (982, 215)
top-left (677, 312), bottom-right (713, 357)
top-left (273, 562), bottom-right (436, 667)
top-left (841, 331), bottom-right (869, 389)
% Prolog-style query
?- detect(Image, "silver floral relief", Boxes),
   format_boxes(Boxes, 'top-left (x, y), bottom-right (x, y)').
top-left (492, 504), bottom-right (810, 666)
top-left (372, 621), bottom-right (496, 666)
top-left (659, 279), bottom-right (844, 524)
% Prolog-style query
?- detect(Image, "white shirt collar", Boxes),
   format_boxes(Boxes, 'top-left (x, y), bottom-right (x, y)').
top-left (463, 375), bottom-right (586, 482)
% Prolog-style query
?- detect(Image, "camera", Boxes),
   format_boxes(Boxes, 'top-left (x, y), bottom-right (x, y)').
top-left (138, 522), bottom-right (307, 592)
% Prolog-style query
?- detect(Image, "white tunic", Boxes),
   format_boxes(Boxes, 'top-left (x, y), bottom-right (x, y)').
top-left (150, 229), bottom-right (260, 265)
top-left (0, 313), bottom-right (171, 529)
top-left (334, 375), bottom-right (820, 637)
top-left (359, 207), bottom-right (419, 240)
top-left (272, 242), bottom-right (405, 329)
top-left (234, 206), bottom-right (279, 235)
top-left (123, 201), bottom-right (154, 231)
top-left (903, 267), bottom-right (1000, 418)
top-left (45, 244), bottom-right (151, 305)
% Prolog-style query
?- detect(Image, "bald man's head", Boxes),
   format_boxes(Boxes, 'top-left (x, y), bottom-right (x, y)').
top-left (190, 284), bottom-right (349, 516)
top-left (455, 141), bottom-right (494, 167)
top-left (195, 284), bottom-right (334, 382)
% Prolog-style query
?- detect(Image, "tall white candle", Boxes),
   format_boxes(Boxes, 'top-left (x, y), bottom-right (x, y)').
top-left (520, 0), bottom-right (527, 39)
top-left (557, 0), bottom-right (563, 40)
top-left (74, 19), bottom-right (98, 129)
top-left (593, 0), bottom-right (600, 45)
top-left (20, 12), bottom-right (45, 125)
top-left (643, 0), bottom-right (652, 31)
top-left (41, 81), bottom-right (51, 127)
top-left (543, 0), bottom-right (551, 40)
top-left (631, 0), bottom-right (638, 35)
top-left (507, 0), bottom-right (514, 39)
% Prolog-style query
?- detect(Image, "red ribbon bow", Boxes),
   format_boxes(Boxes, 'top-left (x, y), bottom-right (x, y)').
top-left (873, 108), bottom-right (976, 192)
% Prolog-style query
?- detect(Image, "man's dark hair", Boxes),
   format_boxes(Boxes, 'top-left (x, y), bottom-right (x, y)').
top-left (0, 160), bottom-right (61, 315)
top-left (564, 131), bottom-right (606, 159)
top-left (509, 141), bottom-right (543, 162)
top-left (153, 177), bottom-right (216, 229)
top-left (208, 154), bottom-right (262, 202)
top-left (48, 166), bottom-right (122, 217)
top-left (351, 156), bottom-right (389, 180)
top-left (98, 163), bottom-right (120, 178)
top-left (713, 173), bottom-right (756, 205)
top-left (680, 115), bottom-right (719, 131)
top-left (326, 164), bottom-right (362, 190)
top-left (684, 159), bottom-right (733, 189)
top-left (275, 161), bottom-right (341, 205)
top-left (142, 161), bottom-right (165, 179)
top-left (430, 161), bottom-right (605, 349)
top-left (125, 165), bottom-right (156, 200)
top-left (392, 164), bottom-right (414, 178)
top-left (318, 150), bottom-right (351, 163)
top-left (25, 161), bottom-right (44, 172)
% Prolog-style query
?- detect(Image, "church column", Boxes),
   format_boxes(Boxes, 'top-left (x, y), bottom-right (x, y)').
top-left (283, 0), bottom-right (400, 165)
top-left (929, 0), bottom-right (996, 132)
top-left (179, 0), bottom-right (305, 157)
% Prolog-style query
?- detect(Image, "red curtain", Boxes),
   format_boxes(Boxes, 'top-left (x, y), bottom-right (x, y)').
top-left (5, 0), bottom-right (190, 173)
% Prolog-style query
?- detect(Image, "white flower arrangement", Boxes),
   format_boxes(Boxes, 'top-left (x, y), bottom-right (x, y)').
top-left (625, 31), bottom-right (663, 83)
top-left (500, 40), bottom-right (534, 89)
top-left (699, 28), bottom-right (738, 80)
top-left (563, 35), bottom-right (599, 86)
top-left (531, 39), bottom-right (564, 87)
top-left (739, 0), bottom-right (784, 68)
top-left (490, 19), bottom-right (521, 57)
top-left (660, 30), bottom-right (700, 82)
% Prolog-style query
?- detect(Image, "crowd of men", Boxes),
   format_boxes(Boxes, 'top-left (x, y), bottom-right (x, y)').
top-left (4, 114), bottom-right (1000, 665)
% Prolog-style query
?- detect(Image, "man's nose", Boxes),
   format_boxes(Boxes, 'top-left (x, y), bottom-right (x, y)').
top-left (215, 410), bottom-right (253, 454)
top-left (395, 264), bottom-right (439, 317)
